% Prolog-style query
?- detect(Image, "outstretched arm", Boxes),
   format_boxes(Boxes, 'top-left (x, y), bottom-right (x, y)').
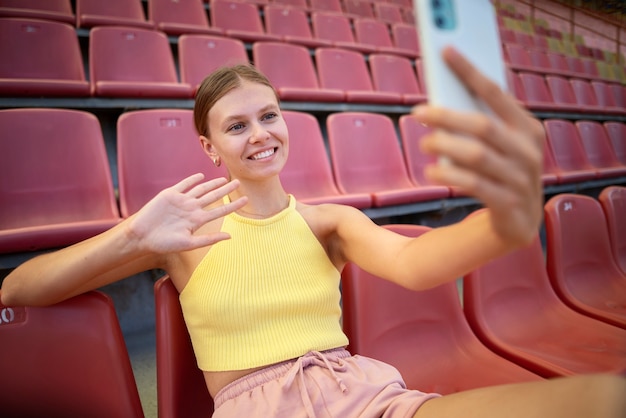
top-left (1, 174), bottom-right (247, 306)
top-left (332, 46), bottom-right (544, 290)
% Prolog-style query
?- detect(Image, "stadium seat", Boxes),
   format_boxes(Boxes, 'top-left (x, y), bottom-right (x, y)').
top-left (570, 78), bottom-right (624, 115)
top-left (591, 80), bottom-right (621, 109)
top-left (155, 276), bottom-right (214, 418)
top-left (0, 17), bottom-right (90, 97)
top-left (264, 5), bottom-right (332, 48)
top-left (147, 0), bottom-right (222, 36)
top-left (598, 186), bottom-right (626, 275)
top-left (178, 34), bottom-right (249, 92)
top-left (391, 23), bottom-right (420, 57)
top-left (271, 0), bottom-right (308, 9)
top-left (604, 121), bottom-right (626, 165)
top-left (575, 120), bottom-right (626, 178)
top-left (210, 0), bottom-right (281, 43)
top-left (89, 26), bottom-right (193, 98)
top-left (0, 291), bottom-right (144, 418)
top-left (368, 54), bottom-right (426, 105)
top-left (178, 35), bottom-right (249, 91)
top-left (463, 231), bottom-right (626, 377)
top-left (343, 0), bottom-right (374, 18)
top-left (517, 72), bottom-right (580, 113)
top-left (352, 18), bottom-right (415, 58)
top-left (545, 75), bottom-right (599, 113)
top-left (76, 0), bottom-right (154, 29)
top-left (280, 110), bottom-right (372, 208)
top-left (0, 108), bottom-right (121, 254)
top-left (316, 47), bottom-right (401, 104)
top-left (543, 119), bottom-right (598, 182)
top-left (252, 41), bottom-right (345, 102)
top-left (504, 44), bottom-right (540, 74)
top-left (0, 0), bottom-right (74, 24)
top-left (609, 82), bottom-right (626, 107)
top-left (117, 109), bottom-right (227, 218)
top-left (373, 3), bottom-right (403, 24)
top-left (342, 223), bottom-right (543, 395)
top-left (327, 112), bottom-right (450, 206)
top-left (310, 12), bottom-right (377, 54)
top-left (308, 0), bottom-right (342, 13)
top-left (398, 114), bottom-right (454, 196)
top-left (544, 193), bottom-right (626, 329)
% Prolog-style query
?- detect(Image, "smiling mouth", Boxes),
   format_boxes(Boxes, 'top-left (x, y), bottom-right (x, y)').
top-left (249, 147), bottom-right (276, 160)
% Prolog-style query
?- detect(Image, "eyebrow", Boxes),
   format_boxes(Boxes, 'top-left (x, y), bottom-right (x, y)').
top-left (221, 104), bottom-right (279, 128)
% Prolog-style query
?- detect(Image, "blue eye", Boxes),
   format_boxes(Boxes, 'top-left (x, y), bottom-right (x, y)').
top-left (228, 122), bottom-right (245, 132)
top-left (263, 112), bottom-right (277, 121)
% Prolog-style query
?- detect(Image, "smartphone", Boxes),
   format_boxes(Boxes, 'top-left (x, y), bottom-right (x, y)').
top-left (415, 0), bottom-right (507, 115)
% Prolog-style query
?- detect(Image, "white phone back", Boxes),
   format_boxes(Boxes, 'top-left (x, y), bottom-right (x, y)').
top-left (415, 0), bottom-right (506, 114)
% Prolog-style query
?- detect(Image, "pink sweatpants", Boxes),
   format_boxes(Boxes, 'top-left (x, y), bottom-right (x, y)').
top-left (213, 348), bottom-right (440, 418)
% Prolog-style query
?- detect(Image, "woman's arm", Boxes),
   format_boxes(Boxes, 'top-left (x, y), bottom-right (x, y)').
top-left (332, 46), bottom-right (544, 290)
top-left (1, 174), bottom-right (247, 307)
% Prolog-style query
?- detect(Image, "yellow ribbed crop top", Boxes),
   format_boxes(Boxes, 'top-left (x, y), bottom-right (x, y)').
top-left (179, 195), bottom-right (349, 371)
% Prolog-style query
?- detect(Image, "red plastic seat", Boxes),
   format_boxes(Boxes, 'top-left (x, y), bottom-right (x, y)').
top-left (343, 0), bottom-right (374, 18)
top-left (609, 82), bottom-right (626, 107)
top-left (342, 223), bottom-right (543, 394)
top-left (76, 0), bottom-right (154, 29)
top-left (308, 0), bottom-right (342, 13)
top-left (178, 34), bottom-right (249, 93)
top-left (373, 3), bottom-right (403, 24)
top-left (463, 231), bottom-right (626, 377)
top-left (89, 26), bottom-right (193, 98)
top-left (544, 193), bottom-right (626, 329)
top-left (398, 114), bottom-right (454, 196)
top-left (210, 0), bottom-right (281, 43)
top-left (575, 120), bottom-right (626, 178)
top-left (0, 0), bottom-right (74, 24)
top-left (148, 0), bottom-right (222, 36)
top-left (543, 119), bottom-right (598, 182)
top-left (0, 291), bottom-right (144, 418)
top-left (545, 75), bottom-right (599, 113)
top-left (280, 110), bottom-right (372, 208)
top-left (591, 80), bottom-right (620, 109)
top-left (504, 44), bottom-right (539, 74)
top-left (599, 186), bottom-right (626, 275)
top-left (604, 121), bottom-right (626, 165)
top-left (391, 23), bottom-right (420, 57)
top-left (264, 5), bottom-right (331, 48)
top-left (155, 276), bottom-right (214, 418)
top-left (0, 108), bottom-right (121, 254)
top-left (517, 72), bottom-right (579, 113)
top-left (368, 54), bottom-right (426, 105)
top-left (570, 78), bottom-right (624, 115)
top-left (271, 0), bottom-right (309, 9)
top-left (327, 112), bottom-right (449, 207)
top-left (310, 12), bottom-right (377, 54)
top-left (0, 18), bottom-right (90, 97)
top-left (252, 42), bottom-right (344, 102)
top-left (117, 109), bottom-right (227, 218)
top-left (352, 18), bottom-right (415, 58)
top-left (316, 47), bottom-right (401, 104)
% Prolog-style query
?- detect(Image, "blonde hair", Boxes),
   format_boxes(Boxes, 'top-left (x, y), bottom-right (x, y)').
top-left (193, 64), bottom-right (279, 137)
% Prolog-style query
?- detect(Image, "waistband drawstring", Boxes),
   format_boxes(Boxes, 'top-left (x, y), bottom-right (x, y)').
top-left (284, 350), bottom-right (349, 418)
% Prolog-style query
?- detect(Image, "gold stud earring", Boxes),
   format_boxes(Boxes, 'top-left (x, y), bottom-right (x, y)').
top-left (212, 156), bottom-right (221, 167)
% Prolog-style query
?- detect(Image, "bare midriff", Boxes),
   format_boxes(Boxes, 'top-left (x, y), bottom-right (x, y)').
top-left (203, 365), bottom-right (273, 399)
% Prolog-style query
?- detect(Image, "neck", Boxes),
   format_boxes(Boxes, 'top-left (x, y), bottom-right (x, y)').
top-left (229, 178), bottom-right (290, 219)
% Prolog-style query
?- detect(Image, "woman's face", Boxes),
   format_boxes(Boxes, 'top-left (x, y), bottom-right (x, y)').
top-left (201, 80), bottom-right (289, 182)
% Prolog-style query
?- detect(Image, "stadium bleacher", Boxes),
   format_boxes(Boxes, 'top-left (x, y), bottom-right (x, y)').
top-left (1, 0), bottom-right (625, 417)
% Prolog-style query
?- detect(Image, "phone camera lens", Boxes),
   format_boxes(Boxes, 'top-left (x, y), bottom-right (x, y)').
top-left (435, 15), bottom-right (446, 28)
top-left (432, 0), bottom-right (442, 8)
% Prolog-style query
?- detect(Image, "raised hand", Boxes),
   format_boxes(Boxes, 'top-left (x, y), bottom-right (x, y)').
top-left (126, 173), bottom-right (248, 254)
top-left (412, 46), bottom-right (545, 247)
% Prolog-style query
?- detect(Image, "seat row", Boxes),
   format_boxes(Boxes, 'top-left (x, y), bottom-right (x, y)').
top-left (0, 17), bottom-right (419, 100)
top-left (3, 187), bottom-right (624, 417)
top-left (1, 107), bottom-right (625, 255)
top-left (504, 43), bottom-right (626, 86)
top-left (0, 0), bottom-right (416, 29)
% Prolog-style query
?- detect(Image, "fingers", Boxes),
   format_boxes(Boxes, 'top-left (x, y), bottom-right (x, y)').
top-left (440, 46), bottom-right (530, 129)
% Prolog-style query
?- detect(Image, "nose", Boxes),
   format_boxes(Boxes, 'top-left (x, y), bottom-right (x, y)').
top-left (249, 121), bottom-right (270, 143)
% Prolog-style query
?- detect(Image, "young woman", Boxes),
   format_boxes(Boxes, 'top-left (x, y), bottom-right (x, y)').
top-left (2, 47), bottom-right (625, 417)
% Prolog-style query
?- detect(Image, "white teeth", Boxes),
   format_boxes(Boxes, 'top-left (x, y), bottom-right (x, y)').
top-left (250, 148), bottom-right (274, 160)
